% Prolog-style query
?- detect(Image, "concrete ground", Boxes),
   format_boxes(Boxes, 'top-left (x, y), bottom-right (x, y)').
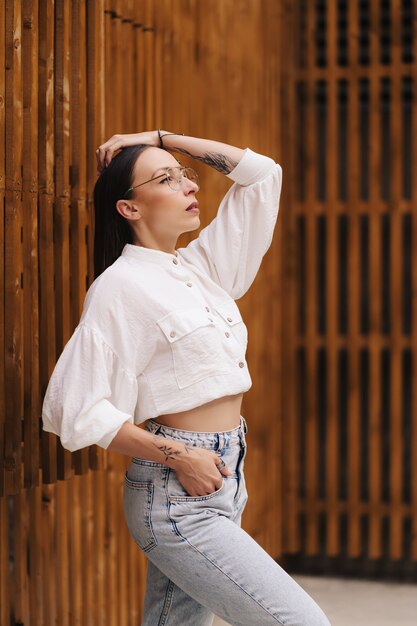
top-left (212, 575), bottom-right (417, 626)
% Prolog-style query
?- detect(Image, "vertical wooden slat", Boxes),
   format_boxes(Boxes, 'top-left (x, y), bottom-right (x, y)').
top-left (5, 0), bottom-right (24, 496)
top-left (22, 0), bottom-right (40, 490)
top-left (55, 0), bottom-right (73, 481)
top-left (325, 0), bottom-right (341, 557)
top-left (368, 0), bottom-right (383, 559)
top-left (0, 496), bottom-right (10, 625)
top-left (39, 0), bottom-right (57, 484)
top-left (304, 0), bottom-right (319, 556)
top-left (389, 0), bottom-right (404, 561)
top-left (346, 0), bottom-right (362, 560)
top-left (56, 481), bottom-right (70, 626)
top-left (281, 0), bottom-right (300, 554)
top-left (412, 0), bottom-right (417, 563)
top-left (0, 0), bottom-right (6, 498)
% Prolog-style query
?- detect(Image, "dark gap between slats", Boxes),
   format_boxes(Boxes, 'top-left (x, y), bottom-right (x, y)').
top-left (317, 215), bottom-right (326, 335)
top-left (359, 78), bottom-right (369, 201)
top-left (338, 79), bottom-right (348, 202)
top-left (381, 214), bottom-right (390, 334)
top-left (360, 348), bottom-right (369, 502)
top-left (402, 349), bottom-right (412, 504)
top-left (338, 347), bottom-right (348, 501)
top-left (381, 349), bottom-right (391, 503)
top-left (338, 214), bottom-right (348, 334)
top-left (317, 347), bottom-right (326, 500)
top-left (360, 214), bottom-right (369, 334)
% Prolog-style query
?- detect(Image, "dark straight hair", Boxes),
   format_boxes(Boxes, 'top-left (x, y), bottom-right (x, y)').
top-left (93, 144), bottom-right (151, 279)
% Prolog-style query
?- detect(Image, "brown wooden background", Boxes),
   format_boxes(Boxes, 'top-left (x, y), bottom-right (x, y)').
top-left (0, 0), bottom-right (416, 624)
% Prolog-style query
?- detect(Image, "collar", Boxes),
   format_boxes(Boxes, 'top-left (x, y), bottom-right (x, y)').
top-left (121, 243), bottom-right (180, 267)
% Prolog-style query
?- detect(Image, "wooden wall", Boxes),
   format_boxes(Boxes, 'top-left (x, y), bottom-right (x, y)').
top-left (280, 0), bottom-right (417, 578)
top-left (0, 0), bottom-right (283, 623)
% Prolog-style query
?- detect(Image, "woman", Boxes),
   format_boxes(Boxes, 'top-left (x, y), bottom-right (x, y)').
top-left (42, 130), bottom-right (330, 626)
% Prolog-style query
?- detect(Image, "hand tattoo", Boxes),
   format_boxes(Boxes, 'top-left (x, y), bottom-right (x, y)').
top-left (169, 147), bottom-right (238, 175)
top-left (152, 437), bottom-right (191, 462)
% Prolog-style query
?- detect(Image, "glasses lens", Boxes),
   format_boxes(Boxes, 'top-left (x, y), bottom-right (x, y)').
top-left (166, 167), bottom-right (199, 191)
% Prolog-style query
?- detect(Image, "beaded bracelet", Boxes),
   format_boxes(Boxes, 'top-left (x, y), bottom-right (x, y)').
top-left (157, 129), bottom-right (185, 149)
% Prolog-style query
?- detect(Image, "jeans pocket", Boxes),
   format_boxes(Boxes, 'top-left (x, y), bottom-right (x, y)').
top-left (168, 470), bottom-right (227, 503)
top-left (123, 475), bottom-right (157, 553)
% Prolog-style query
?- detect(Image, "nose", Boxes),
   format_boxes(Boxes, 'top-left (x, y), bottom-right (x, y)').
top-left (182, 178), bottom-right (199, 193)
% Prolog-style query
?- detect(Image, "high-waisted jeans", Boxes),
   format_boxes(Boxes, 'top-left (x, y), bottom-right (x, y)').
top-left (123, 416), bottom-right (331, 626)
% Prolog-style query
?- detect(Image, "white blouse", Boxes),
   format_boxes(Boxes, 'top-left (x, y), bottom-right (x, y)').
top-left (42, 148), bottom-right (283, 451)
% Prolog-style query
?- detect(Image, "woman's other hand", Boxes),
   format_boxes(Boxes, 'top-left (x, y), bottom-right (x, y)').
top-left (95, 130), bottom-right (159, 174)
top-left (170, 445), bottom-right (234, 497)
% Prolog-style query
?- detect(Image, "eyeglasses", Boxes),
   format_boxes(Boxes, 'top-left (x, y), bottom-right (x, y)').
top-left (123, 166), bottom-right (199, 198)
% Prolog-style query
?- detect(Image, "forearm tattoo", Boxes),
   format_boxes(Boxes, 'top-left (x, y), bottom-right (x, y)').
top-left (152, 436), bottom-right (192, 462)
top-left (170, 146), bottom-right (238, 175)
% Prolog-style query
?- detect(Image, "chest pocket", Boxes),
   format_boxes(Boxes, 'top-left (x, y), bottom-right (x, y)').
top-left (156, 307), bottom-right (231, 389)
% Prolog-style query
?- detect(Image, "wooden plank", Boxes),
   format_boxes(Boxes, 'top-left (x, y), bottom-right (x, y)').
top-left (368, 0), bottom-right (383, 559)
top-left (54, 0), bottom-right (73, 481)
top-left (280, 0), bottom-right (300, 554)
top-left (0, 496), bottom-right (10, 626)
top-left (389, 0), bottom-right (404, 561)
top-left (412, 0), bottom-right (417, 562)
top-left (346, 0), bottom-right (362, 560)
top-left (13, 486), bottom-right (29, 624)
top-left (0, 0), bottom-right (6, 500)
top-left (325, 0), bottom-right (341, 558)
top-left (56, 481), bottom-right (70, 626)
top-left (29, 481), bottom-right (43, 626)
top-left (4, 0), bottom-right (23, 496)
top-left (303, 0), bottom-right (319, 556)
top-left (22, 0), bottom-right (40, 490)
top-left (38, 0), bottom-right (57, 485)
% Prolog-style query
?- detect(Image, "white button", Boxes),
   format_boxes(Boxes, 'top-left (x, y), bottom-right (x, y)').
top-left (186, 282), bottom-right (193, 287)
top-left (227, 317), bottom-right (233, 322)
top-left (170, 331), bottom-right (176, 338)
top-left (238, 361), bottom-right (245, 368)
top-left (225, 332), bottom-right (230, 338)
top-left (173, 258), bottom-right (179, 265)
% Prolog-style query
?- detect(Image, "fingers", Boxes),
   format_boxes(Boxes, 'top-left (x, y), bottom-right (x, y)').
top-left (215, 455), bottom-right (234, 477)
top-left (96, 137), bottom-right (125, 173)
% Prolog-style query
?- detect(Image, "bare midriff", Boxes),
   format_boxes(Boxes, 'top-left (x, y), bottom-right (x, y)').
top-left (149, 393), bottom-right (244, 432)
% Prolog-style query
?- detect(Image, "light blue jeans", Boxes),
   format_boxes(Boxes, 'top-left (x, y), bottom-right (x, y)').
top-left (123, 416), bottom-right (331, 626)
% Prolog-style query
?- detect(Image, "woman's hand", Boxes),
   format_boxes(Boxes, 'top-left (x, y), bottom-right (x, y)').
top-left (170, 445), bottom-right (234, 497)
top-left (95, 130), bottom-right (160, 174)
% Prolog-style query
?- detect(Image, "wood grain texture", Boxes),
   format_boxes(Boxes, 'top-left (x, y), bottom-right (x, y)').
top-left (1, 0), bottom-right (416, 623)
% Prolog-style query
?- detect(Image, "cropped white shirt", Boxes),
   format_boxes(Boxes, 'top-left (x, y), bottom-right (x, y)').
top-left (42, 148), bottom-right (283, 451)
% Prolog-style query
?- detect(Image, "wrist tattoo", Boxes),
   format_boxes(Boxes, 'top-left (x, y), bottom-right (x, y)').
top-left (152, 437), bottom-right (191, 462)
top-left (169, 147), bottom-right (238, 174)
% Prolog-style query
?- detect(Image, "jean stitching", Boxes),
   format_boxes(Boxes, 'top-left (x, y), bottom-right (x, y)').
top-left (165, 517), bottom-right (286, 625)
top-left (158, 579), bottom-right (175, 626)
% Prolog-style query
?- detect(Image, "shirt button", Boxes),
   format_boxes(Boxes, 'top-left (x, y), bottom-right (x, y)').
top-left (205, 306), bottom-right (210, 312)
top-left (170, 331), bottom-right (176, 338)
top-left (225, 332), bottom-right (230, 338)
top-left (186, 282), bottom-right (193, 287)
top-left (173, 258), bottom-right (179, 265)
top-left (238, 361), bottom-right (245, 368)
top-left (227, 317), bottom-right (233, 322)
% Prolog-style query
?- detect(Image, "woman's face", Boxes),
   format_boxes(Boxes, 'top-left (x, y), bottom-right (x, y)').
top-left (118, 146), bottom-right (200, 247)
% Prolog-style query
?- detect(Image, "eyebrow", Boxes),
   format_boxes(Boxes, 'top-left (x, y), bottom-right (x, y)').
top-left (151, 162), bottom-right (181, 177)
top-left (151, 166), bottom-right (175, 177)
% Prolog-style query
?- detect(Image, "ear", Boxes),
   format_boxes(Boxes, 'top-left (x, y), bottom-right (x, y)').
top-left (115, 199), bottom-right (142, 221)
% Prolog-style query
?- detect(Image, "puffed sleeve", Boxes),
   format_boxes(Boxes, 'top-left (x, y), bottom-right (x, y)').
top-left (178, 147), bottom-right (283, 300)
top-left (41, 323), bottom-right (138, 452)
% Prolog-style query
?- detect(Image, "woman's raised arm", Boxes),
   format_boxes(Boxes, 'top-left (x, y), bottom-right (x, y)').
top-left (95, 129), bottom-right (244, 176)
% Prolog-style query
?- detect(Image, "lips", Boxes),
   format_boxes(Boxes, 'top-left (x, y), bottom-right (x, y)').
top-left (186, 202), bottom-right (199, 211)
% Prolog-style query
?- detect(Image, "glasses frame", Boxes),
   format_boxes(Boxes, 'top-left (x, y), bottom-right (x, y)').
top-left (123, 166), bottom-right (199, 198)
